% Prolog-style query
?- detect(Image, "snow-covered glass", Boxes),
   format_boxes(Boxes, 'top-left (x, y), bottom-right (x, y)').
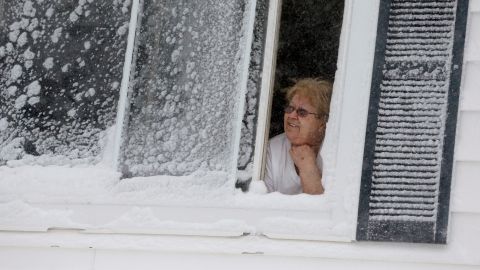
top-left (119, 0), bottom-right (255, 177)
top-left (0, 0), bottom-right (131, 164)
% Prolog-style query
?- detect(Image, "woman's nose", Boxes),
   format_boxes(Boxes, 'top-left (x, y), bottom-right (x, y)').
top-left (287, 110), bottom-right (299, 118)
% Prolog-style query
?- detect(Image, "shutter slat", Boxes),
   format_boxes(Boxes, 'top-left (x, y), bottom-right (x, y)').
top-left (357, 0), bottom-right (469, 243)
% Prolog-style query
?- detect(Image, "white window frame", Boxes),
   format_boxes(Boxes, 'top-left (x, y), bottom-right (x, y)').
top-left (0, 0), bottom-right (381, 244)
top-left (251, 0), bottom-right (282, 182)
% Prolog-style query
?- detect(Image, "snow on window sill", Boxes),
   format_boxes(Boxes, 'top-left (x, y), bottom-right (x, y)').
top-left (0, 162), bottom-right (353, 242)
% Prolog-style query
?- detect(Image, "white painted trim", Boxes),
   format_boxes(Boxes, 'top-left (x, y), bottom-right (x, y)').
top-left (0, 203), bottom-right (336, 240)
top-left (231, 0), bottom-right (259, 181)
top-left (326, 0), bottom-right (381, 237)
top-left (2, 246), bottom-right (480, 270)
top-left (252, 0), bottom-right (282, 182)
top-left (1, 213), bottom-right (479, 266)
top-left (112, 0), bottom-right (140, 171)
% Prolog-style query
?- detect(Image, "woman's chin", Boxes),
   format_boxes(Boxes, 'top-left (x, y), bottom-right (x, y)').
top-left (285, 134), bottom-right (303, 146)
top-left (285, 127), bottom-right (299, 136)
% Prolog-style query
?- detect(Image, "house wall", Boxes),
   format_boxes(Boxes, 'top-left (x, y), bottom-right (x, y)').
top-left (1, 1), bottom-right (480, 269)
top-left (1, 246), bottom-right (480, 270)
top-left (454, 0), bottom-right (480, 215)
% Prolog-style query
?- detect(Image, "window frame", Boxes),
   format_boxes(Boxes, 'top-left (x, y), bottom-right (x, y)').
top-left (112, 0), bottom-right (141, 171)
top-left (251, 0), bottom-right (282, 183)
top-left (0, 0), bottom-right (382, 243)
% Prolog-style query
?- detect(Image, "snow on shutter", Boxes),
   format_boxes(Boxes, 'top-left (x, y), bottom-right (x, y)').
top-left (0, 1), bottom-right (131, 163)
top-left (118, 0), bottom-right (256, 177)
top-left (357, 0), bottom-right (469, 243)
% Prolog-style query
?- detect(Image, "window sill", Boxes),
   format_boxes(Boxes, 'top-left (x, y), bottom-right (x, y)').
top-left (0, 198), bottom-right (352, 242)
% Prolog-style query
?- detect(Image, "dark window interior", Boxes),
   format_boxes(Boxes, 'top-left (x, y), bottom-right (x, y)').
top-left (269, 0), bottom-right (344, 138)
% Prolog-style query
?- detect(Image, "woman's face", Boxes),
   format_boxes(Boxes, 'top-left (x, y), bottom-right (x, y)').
top-left (284, 94), bottom-right (326, 147)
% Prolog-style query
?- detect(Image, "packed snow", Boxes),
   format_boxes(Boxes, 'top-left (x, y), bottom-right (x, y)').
top-left (0, 122), bottom-right (344, 236)
top-left (0, 158), bottom-right (345, 238)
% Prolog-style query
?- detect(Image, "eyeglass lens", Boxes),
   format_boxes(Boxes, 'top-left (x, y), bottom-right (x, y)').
top-left (284, 106), bottom-right (311, 117)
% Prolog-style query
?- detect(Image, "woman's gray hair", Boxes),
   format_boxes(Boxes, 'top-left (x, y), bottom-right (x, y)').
top-left (285, 78), bottom-right (333, 119)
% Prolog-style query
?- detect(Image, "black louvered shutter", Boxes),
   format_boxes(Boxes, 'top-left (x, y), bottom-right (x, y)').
top-left (357, 0), bottom-right (469, 244)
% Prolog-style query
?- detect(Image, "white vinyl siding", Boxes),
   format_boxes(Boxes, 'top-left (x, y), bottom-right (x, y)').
top-left (451, 6), bottom-right (480, 216)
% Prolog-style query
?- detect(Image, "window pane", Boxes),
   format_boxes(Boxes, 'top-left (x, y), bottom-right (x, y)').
top-left (120, 0), bottom-right (254, 177)
top-left (0, 0), bottom-right (131, 164)
top-left (237, 0), bottom-right (268, 171)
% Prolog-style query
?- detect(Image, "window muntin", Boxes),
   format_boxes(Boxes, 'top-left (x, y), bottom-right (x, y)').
top-left (237, 0), bottom-right (269, 174)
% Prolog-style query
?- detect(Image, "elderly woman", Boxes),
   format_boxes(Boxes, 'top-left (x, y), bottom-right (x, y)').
top-left (264, 78), bottom-right (332, 195)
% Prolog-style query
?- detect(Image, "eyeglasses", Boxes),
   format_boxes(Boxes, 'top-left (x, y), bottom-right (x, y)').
top-left (284, 105), bottom-right (321, 118)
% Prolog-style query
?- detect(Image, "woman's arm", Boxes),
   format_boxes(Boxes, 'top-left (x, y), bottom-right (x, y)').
top-left (289, 145), bottom-right (324, 195)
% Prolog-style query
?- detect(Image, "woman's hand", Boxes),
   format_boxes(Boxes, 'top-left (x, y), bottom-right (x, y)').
top-left (290, 145), bottom-right (324, 195)
top-left (289, 145), bottom-right (317, 170)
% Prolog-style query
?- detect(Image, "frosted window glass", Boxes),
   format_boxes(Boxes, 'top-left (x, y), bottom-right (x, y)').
top-left (120, 0), bottom-right (254, 177)
top-left (0, 0), bottom-right (131, 164)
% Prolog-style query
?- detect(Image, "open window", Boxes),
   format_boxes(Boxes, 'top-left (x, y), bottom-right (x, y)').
top-left (249, 0), bottom-right (344, 185)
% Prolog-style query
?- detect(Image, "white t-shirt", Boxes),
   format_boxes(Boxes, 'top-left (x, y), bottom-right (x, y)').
top-left (264, 133), bottom-right (323, 195)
